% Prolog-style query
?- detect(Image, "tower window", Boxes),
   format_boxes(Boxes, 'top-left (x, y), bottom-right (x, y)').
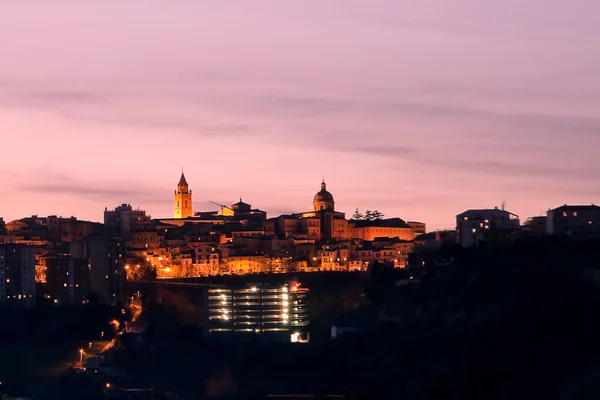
top-left (177, 201), bottom-right (180, 207)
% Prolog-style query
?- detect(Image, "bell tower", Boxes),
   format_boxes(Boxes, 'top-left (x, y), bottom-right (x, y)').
top-left (174, 170), bottom-right (193, 218)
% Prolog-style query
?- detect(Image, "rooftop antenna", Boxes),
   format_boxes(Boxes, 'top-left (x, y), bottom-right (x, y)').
top-left (501, 199), bottom-right (507, 211)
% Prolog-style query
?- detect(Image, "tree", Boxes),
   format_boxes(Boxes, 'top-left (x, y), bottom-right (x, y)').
top-left (371, 210), bottom-right (384, 220)
top-left (364, 210), bottom-right (384, 221)
top-left (352, 208), bottom-right (364, 221)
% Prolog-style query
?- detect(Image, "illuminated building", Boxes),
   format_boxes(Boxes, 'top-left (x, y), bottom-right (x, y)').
top-left (267, 180), bottom-right (350, 242)
top-left (407, 221), bottom-right (427, 236)
top-left (0, 244), bottom-right (36, 308)
top-left (456, 207), bottom-right (520, 247)
top-left (547, 204), bottom-right (600, 236)
top-left (352, 218), bottom-right (415, 241)
top-left (174, 170), bottom-right (193, 219)
top-left (42, 252), bottom-right (90, 305)
top-left (205, 281), bottom-right (309, 342)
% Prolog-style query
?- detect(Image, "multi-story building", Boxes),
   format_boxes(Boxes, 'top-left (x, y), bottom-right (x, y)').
top-left (352, 218), bottom-right (415, 241)
top-left (47, 215), bottom-right (103, 243)
top-left (456, 207), bottom-right (520, 247)
top-left (71, 236), bottom-right (125, 305)
top-left (42, 252), bottom-right (89, 305)
top-left (547, 204), bottom-right (600, 236)
top-left (407, 221), bottom-right (427, 236)
top-left (522, 216), bottom-right (547, 237)
top-left (413, 230), bottom-right (457, 253)
top-left (104, 203), bottom-right (152, 235)
top-left (0, 244), bottom-right (36, 308)
top-left (204, 281), bottom-right (309, 342)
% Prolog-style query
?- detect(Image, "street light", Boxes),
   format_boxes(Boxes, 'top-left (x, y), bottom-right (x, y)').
top-left (79, 349), bottom-right (84, 365)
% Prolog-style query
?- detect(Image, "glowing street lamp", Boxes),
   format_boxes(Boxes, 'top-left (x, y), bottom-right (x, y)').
top-left (79, 349), bottom-right (84, 365)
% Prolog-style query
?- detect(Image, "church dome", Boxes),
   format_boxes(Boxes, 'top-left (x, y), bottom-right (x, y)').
top-left (313, 180), bottom-right (335, 211)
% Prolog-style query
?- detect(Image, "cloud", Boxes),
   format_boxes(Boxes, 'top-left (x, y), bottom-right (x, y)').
top-left (19, 182), bottom-right (163, 204)
top-left (339, 144), bottom-right (417, 157)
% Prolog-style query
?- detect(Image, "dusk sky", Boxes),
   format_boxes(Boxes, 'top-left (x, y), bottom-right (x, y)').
top-left (1, 0), bottom-right (599, 229)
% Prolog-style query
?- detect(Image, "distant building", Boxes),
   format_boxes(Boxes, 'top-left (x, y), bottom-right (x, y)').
top-left (522, 216), bottom-right (547, 237)
top-left (407, 221), bottom-right (427, 236)
top-left (204, 281), bottom-right (309, 342)
top-left (0, 217), bottom-right (5, 234)
top-left (0, 244), bottom-right (36, 308)
top-left (352, 218), bottom-right (415, 241)
top-left (104, 203), bottom-right (151, 235)
top-left (456, 208), bottom-right (520, 247)
top-left (413, 230), bottom-right (457, 253)
top-left (265, 180), bottom-right (349, 242)
top-left (547, 204), bottom-right (600, 236)
top-left (42, 252), bottom-right (89, 305)
top-left (47, 215), bottom-right (103, 243)
top-left (174, 171), bottom-right (193, 219)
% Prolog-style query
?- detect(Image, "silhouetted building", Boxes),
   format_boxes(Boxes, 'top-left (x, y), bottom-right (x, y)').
top-left (456, 208), bottom-right (520, 247)
top-left (413, 230), bottom-right (457, 253)
top-left (205, 281), bottom-right (309, 342)
top-left (0, 244), bottom-right (36, 308)
top-left (47, 215), bottom-right (103, 243)
top-left (71, 236), bottom-right (125, 305)
top-left (522, 216), bottom-right (547, 237)
top-left (104, 203), bottom-right (151, 235)
top-left (42, 252), bottom-right (89, 305)
top-left (547, 204), bottom-right (600, 236)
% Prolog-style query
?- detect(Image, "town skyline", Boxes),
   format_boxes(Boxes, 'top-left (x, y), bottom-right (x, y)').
top-left (1, 170), bottom-right (597, 231)
top-left (1, 0), bottom-right (599, 230)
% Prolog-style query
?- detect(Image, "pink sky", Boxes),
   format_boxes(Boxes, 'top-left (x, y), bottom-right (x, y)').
top-left (1, 0), bottom-right (599, 230)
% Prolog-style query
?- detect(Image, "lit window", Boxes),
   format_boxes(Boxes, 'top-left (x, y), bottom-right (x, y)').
top-left (574, 212), bottom-right (578, 216)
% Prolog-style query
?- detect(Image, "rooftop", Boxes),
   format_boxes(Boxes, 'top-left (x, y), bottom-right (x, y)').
top-left (354, 217), bottom-right (411, 229)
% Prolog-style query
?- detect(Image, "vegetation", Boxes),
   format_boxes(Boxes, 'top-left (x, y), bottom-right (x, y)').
top-left (351, 208), bottom-right (384, 221)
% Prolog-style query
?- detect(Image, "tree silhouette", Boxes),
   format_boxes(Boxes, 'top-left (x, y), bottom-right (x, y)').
top-left (364, 210), bottom-right (384, 221)
top-left (352, 208), bottom-right (364, 221)
top-left (371, 210), bottom-right (384, 220)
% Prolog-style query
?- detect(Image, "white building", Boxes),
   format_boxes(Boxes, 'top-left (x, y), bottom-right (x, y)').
top-left (0, 244), bottom-right (36, 308)
top-left (456, 208), bottom-right (520, 248)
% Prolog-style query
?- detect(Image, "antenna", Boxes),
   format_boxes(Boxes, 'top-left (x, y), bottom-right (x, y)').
top-left (501, 199), bottom-right (507, 211)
